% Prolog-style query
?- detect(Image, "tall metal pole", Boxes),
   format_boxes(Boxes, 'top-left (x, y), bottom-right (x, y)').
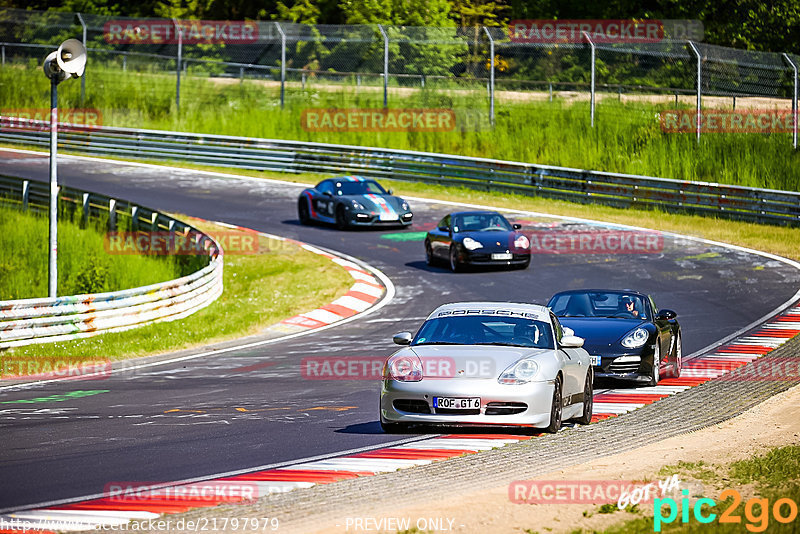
top-left (378, 24), bottom-right (388, 109)
top-left (76, 13), bottom-right (86, 105)
top-left (275, 22), bottom-right (286, 109)
top-left (782, 53), bottom-right (798, 150)
top-left (483, 27), bottom-right (495, 125)
top-left (583, 31), bottom-right (595, 128)
top-left (173, 18), bottom-right (182, 111)
top-left (687, 41), bottom-right (702, 143)
top-left (49, 78), bottom-right (58, 298)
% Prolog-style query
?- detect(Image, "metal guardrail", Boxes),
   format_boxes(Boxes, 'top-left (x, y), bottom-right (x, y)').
top-left (0, 174), bottom-right (223, 348)
top-left (1, 119), bottom-right (799, 225)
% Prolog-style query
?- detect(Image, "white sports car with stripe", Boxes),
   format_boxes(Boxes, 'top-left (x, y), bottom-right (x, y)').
top-left (298, 176), bottom-right (413, 229)
top-left (380, 302), bottom-right (594, 433)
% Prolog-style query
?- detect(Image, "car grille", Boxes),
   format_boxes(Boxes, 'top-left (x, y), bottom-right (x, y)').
top-left (608, 362), bottom-right (641, 374)
top-left (392, 399), bottom-right (431, 414)
top-left (435, 407), bottom-right (481, 415)
top-left (485, 402), bottom-right (527, 415)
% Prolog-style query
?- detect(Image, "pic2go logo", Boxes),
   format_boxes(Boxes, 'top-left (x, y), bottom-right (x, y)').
top-left (654, 489), bottom-right (799, 532)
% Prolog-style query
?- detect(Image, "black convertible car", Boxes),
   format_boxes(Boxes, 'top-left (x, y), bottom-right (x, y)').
top-left (298, 176), bottom-right (413, 229)
top-left (547, 289), bottom-right (682, 386)
top-left (425, 210), bottom-right (531, 271)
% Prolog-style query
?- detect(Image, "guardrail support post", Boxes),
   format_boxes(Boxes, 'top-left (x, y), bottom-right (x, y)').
top-left (275, 22), bottom-right (286, 109)
top-left (22, 180), bottom-right (29, 211)
top-left (131, 206), bottom-right (139, 231)
top-left (76, 13), bottom-right (87, 105)
top-left (687, 41), bottom-right (702, 143)
top-left (483, 27), bottom-right (495, 125)
top-left (782, 53), bottom-right (798, 150)
top-left (2, 45), bottom-right (5, 67)
top-left (151, 212), bottom-right (158, 231)
top-left (378, 24), bottom-right (389, 109)
top-left (173, 18), bottom-right (182, 111)
top-left (122, 54), bottom-right (126, 72)
top-left (583, 31), bottom-right (595, 128)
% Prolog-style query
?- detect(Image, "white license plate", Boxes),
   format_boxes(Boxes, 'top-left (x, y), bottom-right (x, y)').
top-left (434, 397), bottom-right (480, 410)
top-left (591, 355), bottom-right (602, 366)
top-left (491, 253), bottom-right (513, 260)
top-left (379, 213), bottom-right (397, 221)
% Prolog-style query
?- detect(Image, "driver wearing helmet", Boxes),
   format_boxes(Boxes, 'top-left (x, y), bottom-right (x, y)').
top-left (620, 296), bottom-right (642, 318)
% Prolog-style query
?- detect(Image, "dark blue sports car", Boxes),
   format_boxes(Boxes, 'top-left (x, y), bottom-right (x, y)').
top-left (546, 289), bottom-right (682, 385)
top-left (298, 176), bottom-right (413, 229)
top-left (425, 210), bottom-right (531, 272)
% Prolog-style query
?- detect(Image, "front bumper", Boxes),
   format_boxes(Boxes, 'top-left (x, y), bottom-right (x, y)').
top-left (461, 250), bottom-right (531, 267)
top-left (380, 377), bottom-right (555, 428)
top-left (592, 348), bottom-right (654, 382)
top-left (348, 210), bottom-right (413, 227)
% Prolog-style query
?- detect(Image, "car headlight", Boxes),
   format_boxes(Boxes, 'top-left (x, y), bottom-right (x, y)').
top-left (401, 201), bottom-right (409, 211)
top-left (621, 327), bottom-right (650, 349)
top-left (351, 200), bottom-right (366, 210)
top-left (463, 237), bottom-right (483, 251)
top-left (498, 359), bottom-right (539, 385)
top-left (383, 354), bottom-right (423, 382)
top-left (514, 235), bottom-right (530, 249)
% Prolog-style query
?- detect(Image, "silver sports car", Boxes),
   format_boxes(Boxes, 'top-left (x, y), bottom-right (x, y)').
top-left (380, 302), bottom-right (594, 433)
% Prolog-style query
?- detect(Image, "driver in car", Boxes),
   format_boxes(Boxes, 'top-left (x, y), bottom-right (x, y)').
top-left (621, 296), bottom-right (642, 318)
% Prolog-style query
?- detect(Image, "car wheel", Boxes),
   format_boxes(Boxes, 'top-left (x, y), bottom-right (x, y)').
top-left (335, 205), bottom-right (349, 230)
top-left (380, 419), bottom-right (408, 433)
top-left (574, 369), bottom-right (593, 425)
top-left (449, 245), bottom-right (461, 272)
top-left (298, 198), bottom-right (311, 225)
top-left (667, 331), bottom-right (682, 378)
top-left (425, 240), bottom-right (436, 266)
top-left (544, 376), bottom-right (563, 433)
top-left (646, 342), bottom-right (661, 387)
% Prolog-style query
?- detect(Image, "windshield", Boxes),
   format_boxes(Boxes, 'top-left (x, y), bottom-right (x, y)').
top-left (412, 316), bottom-right (554, 349)
top-left (334, 180), bottom-right (387, 196)
top-left (453, 213), bottom-right (512, 233)
top-left (548, 291), bottom-right (648, 321)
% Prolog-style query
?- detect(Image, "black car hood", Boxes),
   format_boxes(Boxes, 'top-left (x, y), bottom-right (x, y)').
top-left (558, 317), bottom-right (651, 352)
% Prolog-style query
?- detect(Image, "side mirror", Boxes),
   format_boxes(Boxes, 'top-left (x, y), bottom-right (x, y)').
top-left (656, 309), bottom-right (677, 321)
top-left (323, 191), bottom-right (333, 197)
top-left (512, 223), bottom-right (522, 230)
top-left (392, 332), bottom-right (413, 345)
top-left (387, 188), bottom-right (393, 195)
top-left (438, 225), bottom-right (449, 232)
top-left (563, 327), bottom-right (575, 337)
top-left (560, 335), bottom-right (584, 348)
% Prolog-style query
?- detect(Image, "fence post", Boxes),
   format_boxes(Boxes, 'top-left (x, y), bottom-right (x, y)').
top-left (583, 31), bottom-right (595, 128)
top-left (108, 198), bottom-right (117, 230)
top-left (22, 180), bottom-right (29, 210)
top-left (1, 45), bottom-right (4, 67)
top-left (483, 27), bottom-right (495, 125)
top-left (173, 18), bottom-right (182, 111)
top-left (782, 53), bottom-right (798, 150)
top-left (76, 13), bottom-right (87, 104)
top-left (687, 41), bottom-right (702, 143)
top-left (122, 54), bottom-right (126, 71)
top-left (378, 24), bottom-right (389, 109)
top-left (275, 22), bottom-right (286, 109)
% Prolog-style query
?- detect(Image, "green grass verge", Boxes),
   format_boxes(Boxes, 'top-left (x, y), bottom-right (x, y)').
top-left (597, 445), bottom-right (800, 533)
top-left (3, 64), bottom-right (800, 191)
top-left (0, 203), bottom-right (190, 299)
top-left (0, 221), bottom-right (354, 373)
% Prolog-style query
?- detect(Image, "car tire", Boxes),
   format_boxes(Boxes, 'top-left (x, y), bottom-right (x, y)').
top-left (335, 205), bottom-right (349, 230)
top-left (666, 331), bottom-right (682, 378)
top-left (380, 419), bottom-right (408, 433)
top-left (425, 240), bottom-right (436, 266)
top-left (298, 198), bottom-right (311, 225)
top-left (544, 375), bottom-right (563, 433)
top-left (574, 369), bottom-right (593, 425)
top-left (646, 342), bottom-right (661, 387)
top-left (449, 245), bottom-right (461, 272)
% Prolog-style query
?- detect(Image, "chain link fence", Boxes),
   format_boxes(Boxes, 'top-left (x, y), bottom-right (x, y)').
top-left (0, 8), bottom-right (797, 146)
